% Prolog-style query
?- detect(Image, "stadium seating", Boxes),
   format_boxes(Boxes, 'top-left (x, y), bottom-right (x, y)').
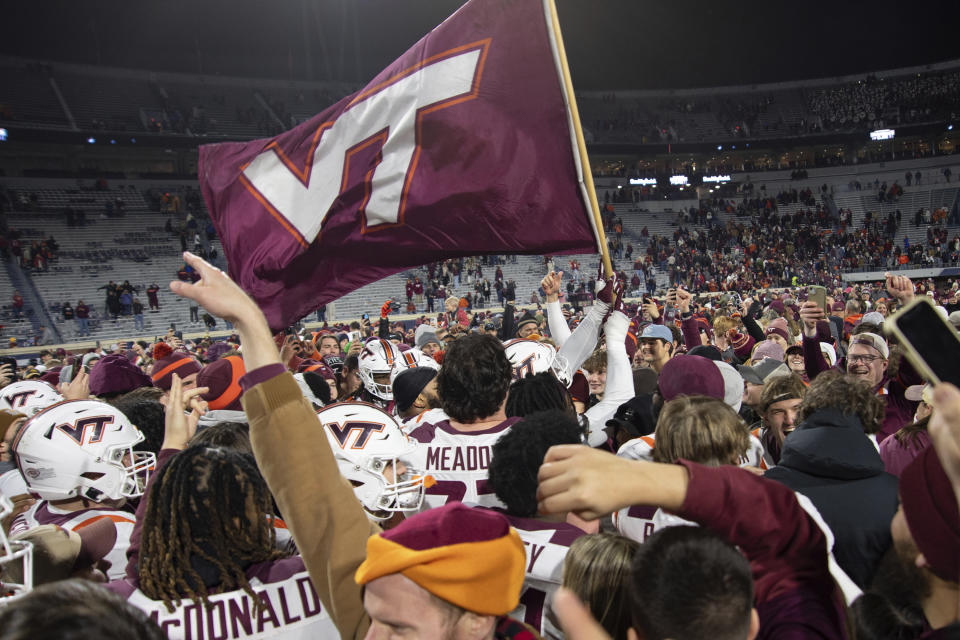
top-left (0, 58), bottom-right (70, 129)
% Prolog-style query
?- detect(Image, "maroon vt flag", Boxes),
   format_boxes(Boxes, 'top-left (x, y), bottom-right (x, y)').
top-left (199, 0), bottom-right (599, 330)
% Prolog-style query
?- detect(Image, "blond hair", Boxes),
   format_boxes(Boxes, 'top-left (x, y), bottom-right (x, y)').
top-left (653, 396), bottom-right (749, 465)
top-left (562, 533), bottom-right (638, 640)
top-left (712, 315), bottom-right (738, 336)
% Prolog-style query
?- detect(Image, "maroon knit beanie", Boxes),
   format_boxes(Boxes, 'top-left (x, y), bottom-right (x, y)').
top-left (151, 343), bottom-right (202, 390)
top-left (900, 445), bottom-right (960, 582)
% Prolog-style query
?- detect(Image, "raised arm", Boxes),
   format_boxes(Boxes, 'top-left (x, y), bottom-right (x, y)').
top-left (542, 271), bottom-right (571, 346)
top-left (583, 310), bottom-right (634, 447)
top-left (537, 446), bottom-right (842, 634)
top-left (169, 251), bottom-right (374, 638)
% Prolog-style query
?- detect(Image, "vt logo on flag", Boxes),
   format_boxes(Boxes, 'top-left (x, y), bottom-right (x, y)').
top-left (200, 0), bottom-right (599, 330)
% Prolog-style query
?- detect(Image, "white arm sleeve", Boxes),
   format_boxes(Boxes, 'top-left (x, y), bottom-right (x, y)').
top-left (583, 310), bottom-right (635, 447)
top-left (556, 301), bottom-right (609, 378)
top-left (545, 299), bottom-right (571, 347)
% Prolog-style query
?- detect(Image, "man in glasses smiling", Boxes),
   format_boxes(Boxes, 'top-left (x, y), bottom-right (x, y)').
top-left (798, 273), bottom-right (923, 444)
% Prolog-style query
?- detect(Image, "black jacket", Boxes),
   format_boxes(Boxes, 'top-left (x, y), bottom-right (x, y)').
top-left (765, 408), bottom-right (898, 590)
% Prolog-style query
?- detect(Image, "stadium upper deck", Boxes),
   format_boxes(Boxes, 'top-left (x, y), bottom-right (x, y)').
top-left (0, 54), bottom-right (956, 147)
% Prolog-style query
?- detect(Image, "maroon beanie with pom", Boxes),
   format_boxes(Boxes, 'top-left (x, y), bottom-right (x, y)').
top-left (151, 342), bottom-right (202, 390)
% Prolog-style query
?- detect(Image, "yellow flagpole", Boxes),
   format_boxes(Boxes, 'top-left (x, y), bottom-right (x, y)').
top-left (545, 0), bottom-right (613, 279)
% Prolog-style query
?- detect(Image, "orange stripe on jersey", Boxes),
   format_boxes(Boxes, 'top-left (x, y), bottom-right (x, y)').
top-left (640, 436), bottom-right (655, 448)
top-left (273, 518), bottom-right (288, 530)
top-left (72, 514), bottom-right (136, 531)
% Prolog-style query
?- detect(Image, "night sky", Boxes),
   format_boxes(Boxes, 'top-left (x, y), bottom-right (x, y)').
top-left (4, 1), bottom-right (959, 90)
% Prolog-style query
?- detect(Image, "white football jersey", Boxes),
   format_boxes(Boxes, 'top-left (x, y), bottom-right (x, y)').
top-left (613, 433), bottom-right (758, 543)
top-left (408, 418), bottom-right (520, 510)
top-left (12, 501), bottom-right (135, 580)
top-left (498, 511), bottom-right (585, 639)
top-left (118, 558), bottom-right (340, 639)
top-left (399, 408), bottom-right (449, 435)
top-left (743, 431), bottom-right (771, 470)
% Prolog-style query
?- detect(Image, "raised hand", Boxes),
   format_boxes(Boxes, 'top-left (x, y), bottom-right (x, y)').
top-left (63, 369), bottom-right (90, 401)
top-left (0, 363), bottom-right (13, 389)
top-left (169, 251), bottom-right (260, 326)
top-left (675, 287), bottom-right (692, 314)
top-left (885, 272), bottom-right (916, 304)
top-left (161, 373), bottom-right (208, 451)
top-left (798, 301), bottom-right (824, 338)
top-left (541, 271), bottom-right (563, 302)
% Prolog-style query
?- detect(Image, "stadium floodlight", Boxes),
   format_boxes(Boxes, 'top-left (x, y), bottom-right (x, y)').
top-left (87, 137), bottom-right (96, 144)
top-left (0, 128), bottom-right (7, 141)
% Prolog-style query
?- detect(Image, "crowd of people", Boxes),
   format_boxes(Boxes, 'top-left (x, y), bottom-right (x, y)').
top-left (583, 67), bottom-right (960, 145)
top-left (808, 70), bottom-right (960, 133)
top-left (0, 227), bottom-right (59, 272)
top-left (0, 251), bottom-right (959, 639)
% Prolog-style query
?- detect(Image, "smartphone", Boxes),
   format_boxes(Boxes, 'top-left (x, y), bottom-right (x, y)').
top-left (0, 356), bottom-right (17, 371)
top-left (885, 296), bottom-right (960, 388)
top-left (807, 285), bottom-right (827, 312)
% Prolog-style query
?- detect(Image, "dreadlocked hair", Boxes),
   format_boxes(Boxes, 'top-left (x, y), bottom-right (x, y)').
top-left (506, 372), bottom-right (573, 418)
top-left (138, 445), bottom-right (287, 613)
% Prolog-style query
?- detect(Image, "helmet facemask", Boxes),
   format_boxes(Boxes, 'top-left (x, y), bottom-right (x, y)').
top-left (342, 452), bottom-right (426, 521)
top-left (0, 495), bottom-right (33, 599)
top-left (81, 432), bottom-right (155, 502)
top-left (359, 368), bottom-right (394, 401)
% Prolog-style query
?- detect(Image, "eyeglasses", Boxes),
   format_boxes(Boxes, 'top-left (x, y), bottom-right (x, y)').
top-left (848, 353), bottom-right (883, 364)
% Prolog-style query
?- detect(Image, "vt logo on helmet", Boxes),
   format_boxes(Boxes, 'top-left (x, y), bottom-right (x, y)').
top-left (0, 380), bottom-right (64, 416)
top-left (11, 400), bottom-right (155, 502)
top-left (503, 338), bottom-right (571, 386)
top-left (317, 403), bottom-right (429, 522)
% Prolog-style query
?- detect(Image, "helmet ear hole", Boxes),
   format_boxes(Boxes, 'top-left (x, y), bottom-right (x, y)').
top-left (81, 472), bottom-right (105, 481)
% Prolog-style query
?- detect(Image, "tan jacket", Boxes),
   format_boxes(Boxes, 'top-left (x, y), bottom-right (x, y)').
top-left (244, 372), bottom-right (377, 639)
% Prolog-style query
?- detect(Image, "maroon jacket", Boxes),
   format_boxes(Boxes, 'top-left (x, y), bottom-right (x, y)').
top-left (75, 303), bottom-right (90, 319)
top-left (676, 460), bottom-right (847, 639)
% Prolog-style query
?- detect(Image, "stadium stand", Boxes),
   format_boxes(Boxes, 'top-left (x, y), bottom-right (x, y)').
top-left (0, 53), bottom-right (957, 348)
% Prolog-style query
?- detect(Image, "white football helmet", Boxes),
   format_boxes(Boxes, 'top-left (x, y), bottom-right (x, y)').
top-left (0, 493), bottom-right (32, 599)
top-left (358, 339), bottom-right (402, 400)
top-left (12, 400), bottom-right (155, 502)
top-left (388, 347), bottom-right (441, 387)
top-left (0, 381), bottom-right (64, 417)
top-left (503, 338), bottom-right (571, 386)
top-left (316, 403), bottom-right (427, 521)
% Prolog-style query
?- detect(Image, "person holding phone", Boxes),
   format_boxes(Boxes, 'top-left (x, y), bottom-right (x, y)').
top-left (799, 273), bottom-right (923, 442)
